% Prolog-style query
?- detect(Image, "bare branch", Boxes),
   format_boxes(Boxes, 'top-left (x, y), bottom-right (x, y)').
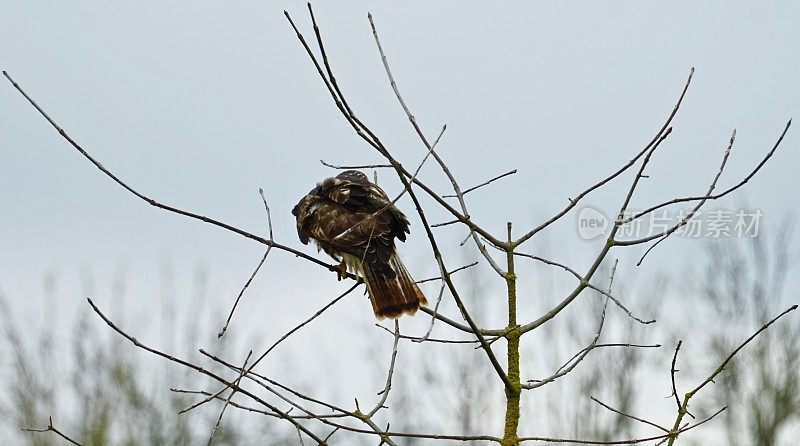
top-left (171, 388), bottom-right (313, 419)
top-left (188, 283), bottom-right (361, 418)
top-left (442, 169), bottom-right (517, 198)
top-left (669, 340), bottom-right (683, 413)
top-left (691, 304), bottom-right (797, 395)
top-left (218, 187), bottom-right (275, 337)
top-left (613, 127), bottom-right (675, 227)
top-left (514, 252), bottom-right (655, 325)
top-left (514, 68), bottom-right (695, 247)
top-left (374, 323), bottom-right (494, 345)
top-left (554, 343), bottom-right (661, 375)
top-left (200, 283), bottom-right (361, 411)
top-left (207, 350), bottom-right (253, 446)
top-left (590, 396), bottom-right (669, 433)
top-left (616, 122), bottom-right (792, 264)
top-left (666, 305), bottom-right (797, 445)
top-left (624, 120), bottom-right (791, 225)
top-left (201, 350), bottom-right (401, 446)
top-left (218, 250), bottom-right (269, 338)
top-left (368, 13), bottom-right (508, 276)
top-left (431, 219), bottom-right (460, 228)
top-left (199, 350), bottom-right (354, 417)
top-left (1, 70), bottom-right (352, 279)
top-left (86, 298), bottom-right (330, 445)
top-left (415, 280), bottom-right (447, 343)
top-left (22, 417), bottom-right (84, 446)
top-left (522, 260), bottom-right (617, 390)
top-left (618, 129), bottom-right (737, 257)
top-left (415, 262), bottom-right (478, 284)
top-left (321, 160), bottom-right (392, 170)
top-left (516, 406), bottom-right (725, 444)
top-left (513, 121), bottom-right (677, 337)
top-left (202, 348), bottom-right (506, 444)
top-left (368, 320), bottom-right (400, 417)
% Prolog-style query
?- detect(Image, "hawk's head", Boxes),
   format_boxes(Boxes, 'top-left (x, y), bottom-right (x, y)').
top-left (292, 170), bottom-right (372, 219)
top-left (335, 170), bottom-right (369, 184)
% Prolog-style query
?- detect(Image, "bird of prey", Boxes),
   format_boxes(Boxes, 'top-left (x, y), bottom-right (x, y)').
top-left (292, 170), bottom-right (427, 319)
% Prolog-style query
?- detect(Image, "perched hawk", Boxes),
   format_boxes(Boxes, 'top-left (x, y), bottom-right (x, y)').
top-left (292, 170), bottom-right (427, 319)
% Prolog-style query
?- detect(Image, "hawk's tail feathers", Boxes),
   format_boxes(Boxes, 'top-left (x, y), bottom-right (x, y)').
top-left (362, 255), bottom-right (427, 319)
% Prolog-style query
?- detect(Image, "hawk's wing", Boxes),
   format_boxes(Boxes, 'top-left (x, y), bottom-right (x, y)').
top-left (319, 176), bottom-right (410, 242)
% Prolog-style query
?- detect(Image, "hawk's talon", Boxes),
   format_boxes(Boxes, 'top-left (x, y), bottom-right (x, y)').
top-left (335, 260), bottom-right (348, 281)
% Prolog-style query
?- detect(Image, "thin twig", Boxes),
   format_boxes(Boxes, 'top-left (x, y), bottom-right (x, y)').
top-left (218, 250), bottom-right (269, 338)
top-left (514, 68), bottom-right (695, 247)
top-left (86, 298), bottom-right (329, 445)
top-left (417, 306), bottom-right (505, 336)
top-left (368, 320), bottom-right (401, 417)
top-left (623, 129), bottom-right (738, 265)
top-left (616, 123), bottom-right (792, 264)
top-left (517, 124), bottom-right (675, 335)
top-left (624, 120), bottom-right (792, 225)
top-left (415, 281), bottom-right (447, 343)
top-left (374, 323), bottom-right (492, 344)
top-left (514, 252), bottom-right (654, 325)
top-left (665, 305), bottom-right (797, 445)
top-left (207, 350), bottom-right (253, 446)
top-left (517, 406), bottom-right (725, 444)
top-left (200, 351), bottom-right (400, 446)
top-left (416, 262), bottom-right (478, 284)
top-left (257, 283), bottom-right (360, 364)
top-left (22, 417), bottom-right (84, 446)
top-left (692, 305), bottom-right (797, 394)
top-left (669, 341), bottom-right (683, 412)
top-left (590, 397), bottom-right (669, 433)
top-left (1, 70), bottom-right (353, 279)
top-left (368, 13), bottom-right (507, 276)
top-left (552, 343), bottom-right (661, 376)
top-left (321, 160), bottom-right (392, 169)
top-left (431, 219), bottom-right (459, 228)
top-left (442, 169), bottom-right (517, 198)
top-left (171, 388), bottom-right (319, 419)
top-left (218, 187), bottom-right (275, 337)
top-left (523, 260), bottom-right (617, 389)
top-left (196, 283), bottom-right (362, 414)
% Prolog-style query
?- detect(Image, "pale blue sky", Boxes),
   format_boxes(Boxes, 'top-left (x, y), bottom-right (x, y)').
top-left (1, 1), bottom-right (798, 440)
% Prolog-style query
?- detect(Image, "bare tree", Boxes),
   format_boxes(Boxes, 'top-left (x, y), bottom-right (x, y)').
top-left (3, 4), bottom-right (795, 445)
top-left (681, 217), bottom-right (800, 445)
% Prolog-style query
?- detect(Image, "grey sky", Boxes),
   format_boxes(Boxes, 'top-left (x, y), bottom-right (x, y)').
top-left (1, 0), bottom-right (798, 440)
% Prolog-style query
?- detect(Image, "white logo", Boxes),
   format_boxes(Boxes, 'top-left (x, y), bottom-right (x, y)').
top-left (578, 207), bottom-right (608, 240)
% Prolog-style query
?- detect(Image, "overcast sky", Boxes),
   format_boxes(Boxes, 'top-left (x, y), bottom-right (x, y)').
top-left (1, 0), bottom-right (798, 440)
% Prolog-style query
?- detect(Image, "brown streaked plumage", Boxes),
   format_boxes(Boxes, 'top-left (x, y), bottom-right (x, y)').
top-left (292, 170), bottom-right (427, 319)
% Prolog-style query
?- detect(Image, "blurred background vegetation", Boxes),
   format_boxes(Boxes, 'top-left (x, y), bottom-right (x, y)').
top-left (1, 221), bottom-right (797, 445)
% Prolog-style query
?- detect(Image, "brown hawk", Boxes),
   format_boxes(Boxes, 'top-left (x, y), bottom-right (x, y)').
top-left (292, 170), bottom-right (427, 319)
